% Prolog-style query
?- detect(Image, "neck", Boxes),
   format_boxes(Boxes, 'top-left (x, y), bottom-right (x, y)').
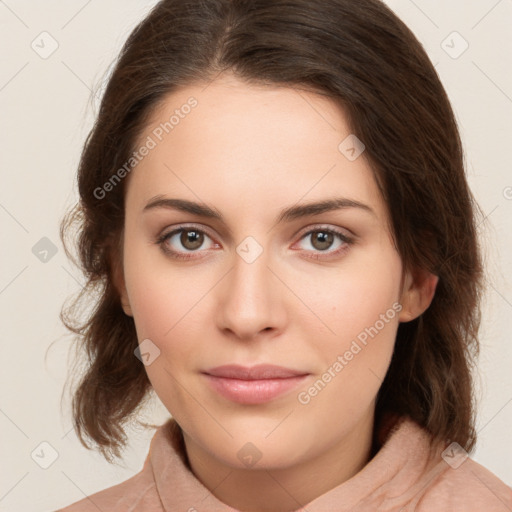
top-left (182, 411), bottom-right (376, 512)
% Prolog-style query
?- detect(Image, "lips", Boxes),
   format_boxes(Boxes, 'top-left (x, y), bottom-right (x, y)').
top-left (204, 364), bottom-right (308, 380)
top-left (202, 364), bottom-right (310, 404)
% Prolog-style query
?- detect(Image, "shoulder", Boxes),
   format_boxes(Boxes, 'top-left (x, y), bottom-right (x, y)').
top-left (54, 419), bottom-right (181, 512)
top-left (417, 451), bottom-right (512, 511)
top-left (375, 416), bottom-right (512, 511)
top-left (55, 462), bottom-right (162, 512)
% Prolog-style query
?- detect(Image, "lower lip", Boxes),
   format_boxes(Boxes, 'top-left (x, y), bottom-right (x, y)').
top-left (203, 374), bottom-right (309, 404)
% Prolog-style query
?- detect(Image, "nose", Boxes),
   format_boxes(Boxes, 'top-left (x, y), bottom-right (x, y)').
top-left (215, 245), bottom-right (285, 341)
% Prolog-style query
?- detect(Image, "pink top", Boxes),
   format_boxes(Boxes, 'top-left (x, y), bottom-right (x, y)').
top-left (57, 415), bottom-right (512, 511)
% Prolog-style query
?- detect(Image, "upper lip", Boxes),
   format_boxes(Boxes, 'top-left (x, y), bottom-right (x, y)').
top-left (203, 364), bottom-right (309, 380)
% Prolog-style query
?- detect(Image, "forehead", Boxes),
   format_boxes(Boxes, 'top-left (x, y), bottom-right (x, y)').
top-left (125, 74), bottom-right (386, 223)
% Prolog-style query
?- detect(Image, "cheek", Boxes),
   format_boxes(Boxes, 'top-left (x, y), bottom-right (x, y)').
top-left (123, 240), bottom-right (220, 407)
top-left (294, 276), bottom-right (401, 421)
top-left (123, 244), bottom-right (207, 413)
top-left (294, 244), bottom-right (402, 344)
top-left (123, 230), bottom-right (205, 340)
top-left (292, 245), bottom-right (402, 399)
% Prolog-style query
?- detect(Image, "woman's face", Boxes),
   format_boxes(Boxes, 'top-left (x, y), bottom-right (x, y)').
top-left (118, 73), bottom-right (433, 470)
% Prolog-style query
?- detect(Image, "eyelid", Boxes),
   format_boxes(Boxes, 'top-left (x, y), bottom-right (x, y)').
top-left (158, 223), bottom-right (353, 244)
top-left (159, 223), bottom-right (218, 242)
top-left (293, 223), bottom-right (354, 240)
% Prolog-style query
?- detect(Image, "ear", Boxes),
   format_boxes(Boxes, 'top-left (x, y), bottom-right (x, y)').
top-left (109, 240), bottom-right (133, 317)
top-left (398, 266), bottom-right (439, 323)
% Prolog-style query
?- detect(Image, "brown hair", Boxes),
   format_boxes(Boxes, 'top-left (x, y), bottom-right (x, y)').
top-left (60, 0), bottom-right (484, 461)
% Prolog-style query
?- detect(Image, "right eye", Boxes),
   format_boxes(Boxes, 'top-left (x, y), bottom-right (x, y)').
top-left (156, 225), bottom-right (219, 260)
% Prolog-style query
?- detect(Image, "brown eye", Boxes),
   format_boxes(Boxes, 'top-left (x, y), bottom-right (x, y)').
top-left (179, 229), bottom-right (204, 250)
top-left (157, 225), bottom-right (216, 260)
top-left (310, 230), bottom-right (334, 251)
top-left (294, 226), bottom-right (354, 260)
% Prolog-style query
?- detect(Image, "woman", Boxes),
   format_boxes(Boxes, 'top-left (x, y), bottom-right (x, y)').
top-left (57, 0), bottom-right (512, 510)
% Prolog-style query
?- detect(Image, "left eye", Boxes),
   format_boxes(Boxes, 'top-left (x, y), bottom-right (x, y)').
top-left (295, 228), bottom-right (352, 254)
top-left (156, 225), bottom-right (353, 260)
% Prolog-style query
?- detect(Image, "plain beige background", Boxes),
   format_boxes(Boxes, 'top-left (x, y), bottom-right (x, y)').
top-left (0, 1), bottom-right (511, 511)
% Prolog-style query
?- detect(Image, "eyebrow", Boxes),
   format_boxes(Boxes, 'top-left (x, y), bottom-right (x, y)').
top-left (143, 195), bottom-right (376, 224)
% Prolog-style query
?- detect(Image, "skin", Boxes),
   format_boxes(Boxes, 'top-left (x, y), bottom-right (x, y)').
top-left (116, 72), bottom-right (438, 512)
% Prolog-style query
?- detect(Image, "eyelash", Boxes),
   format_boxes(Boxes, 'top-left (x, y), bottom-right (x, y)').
top-left (155, 224), bottom-right (354, 261)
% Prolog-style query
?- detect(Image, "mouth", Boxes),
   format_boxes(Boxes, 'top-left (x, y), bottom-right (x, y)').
top-left (202, 364), bottom-right (310, 404)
